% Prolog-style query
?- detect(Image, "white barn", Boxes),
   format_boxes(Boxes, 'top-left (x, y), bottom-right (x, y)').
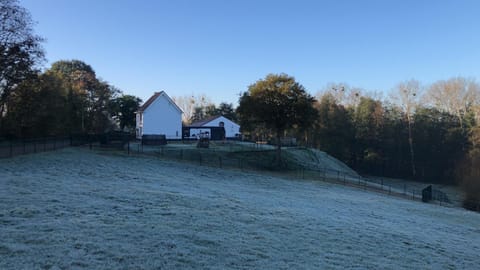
top-left (136, 91), bottom-right (183, 139)
top-left (190, 116), bottom-right (241, 139)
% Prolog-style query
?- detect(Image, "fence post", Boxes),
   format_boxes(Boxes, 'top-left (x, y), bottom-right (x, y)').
top-left (127, 140), bottom-right (130, 155)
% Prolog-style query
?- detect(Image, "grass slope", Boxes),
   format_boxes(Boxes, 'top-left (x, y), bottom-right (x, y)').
top-left (1, 148), bottom-right (479, 269)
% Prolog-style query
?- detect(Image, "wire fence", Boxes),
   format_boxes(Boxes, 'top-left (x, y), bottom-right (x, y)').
top-left (0, 136), bottom-right (474, 211)
top-left (123, 140), bottom-right (456, 207)
top-left (0, 137), bottom-right (73, 158)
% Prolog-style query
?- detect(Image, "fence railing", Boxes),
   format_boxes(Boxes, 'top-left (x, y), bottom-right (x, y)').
top-left (1, 137), bottom-right (473, 210)
top-left (122, 141), bottom-right (455, 206)
top-left (0, 137), bottom-right (73, 158)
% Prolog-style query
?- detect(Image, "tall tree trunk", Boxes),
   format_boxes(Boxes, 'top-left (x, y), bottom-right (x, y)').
top-left (407, 116), bottom-right (416, 177)
top-left (276, 131), bottom-right (282, 167)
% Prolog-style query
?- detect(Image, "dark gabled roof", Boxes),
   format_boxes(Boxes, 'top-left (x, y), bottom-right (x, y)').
top-left (138, 92), bottom-right (161, 112)
top-left (189, 115), bottom-right (222, 127)
top-left (137, 91), bottom-right (182, 113)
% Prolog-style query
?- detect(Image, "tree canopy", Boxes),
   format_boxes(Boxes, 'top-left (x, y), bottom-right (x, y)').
top-left (110, 95), bottom-right (142, 131)
top-left (237, 73), bottom-right (317, 165)
top-left (0, 0), bottom-right (44, 132)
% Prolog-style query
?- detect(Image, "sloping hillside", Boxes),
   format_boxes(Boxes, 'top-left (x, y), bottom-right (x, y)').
top-left (284, 147), bottom-right (359, 177)
top-left (142, 141), bottom-right (359, 177)
top-left (1, 148), bottom-right (479, 269)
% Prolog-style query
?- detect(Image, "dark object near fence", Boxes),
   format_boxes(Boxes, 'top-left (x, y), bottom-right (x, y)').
top-left (422, 185), bottom-right (433, 202)
top-left (463, 200), bottom-right (480, 212)
top-left (99, 132), bottom-right (130, 149)
top-left (142, 134), bottom-right (167, 145)
top-left (197, 137), bottom-right (210, 148)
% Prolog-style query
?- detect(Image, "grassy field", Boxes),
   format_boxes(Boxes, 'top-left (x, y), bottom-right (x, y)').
top-left (1, 148), bottom-right (479, 269)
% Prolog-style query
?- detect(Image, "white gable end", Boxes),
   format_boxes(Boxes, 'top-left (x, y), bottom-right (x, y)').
top-left (204, 116), bottom-right (241, 138)
top-left (136, 92), bottom-right (182, 139)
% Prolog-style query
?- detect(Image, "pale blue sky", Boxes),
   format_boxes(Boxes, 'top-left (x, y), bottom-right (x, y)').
top-left (20, 0), bottom-right (480, 105)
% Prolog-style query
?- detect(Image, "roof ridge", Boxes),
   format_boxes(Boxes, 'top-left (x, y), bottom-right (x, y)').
top-left (137, 91), bottom-right (183, 114)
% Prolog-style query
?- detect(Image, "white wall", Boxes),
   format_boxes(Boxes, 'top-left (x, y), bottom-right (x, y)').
top-left (206, 116), bottom-right (241, 138)
top-left (141, 94), bottom-right (182, 139)
top-left (189, 128), bottom-right (211, 139)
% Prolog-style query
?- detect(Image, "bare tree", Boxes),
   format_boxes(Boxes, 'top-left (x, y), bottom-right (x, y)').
top-left (172, 94), bottom-right (213, 124)
top-left (316, 82), bottom-right (364, 108)
top-left (426, 77), bottom-right (480, 129)
top-left (393, 79), bottom-right (422, 177)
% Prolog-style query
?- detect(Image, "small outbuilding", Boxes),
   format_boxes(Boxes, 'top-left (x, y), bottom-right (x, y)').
top-left (187, 116), bottom-right (241, 140)
top-left (136, 91), bottom-right (183, 140)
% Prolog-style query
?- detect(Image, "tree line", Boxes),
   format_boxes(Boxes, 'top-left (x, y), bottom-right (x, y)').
top-left (235, 74), bottom-right (480, 209)
top-left (310, 79), bottom-right (479, 186)
top-left (0, 58), bottom-right (143, 138)
top-left (1, 0), bottom-right (142, 138)
top-left (236, 74), bottom-right (480, 187)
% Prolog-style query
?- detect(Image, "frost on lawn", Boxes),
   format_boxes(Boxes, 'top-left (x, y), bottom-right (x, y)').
top-left (1, 148), bottom-right (479, 269)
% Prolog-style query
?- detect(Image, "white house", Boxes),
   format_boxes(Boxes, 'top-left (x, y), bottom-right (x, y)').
top-left (136, 91), bottom-right (183, 139)
top-left (190, 115), bottom-right (241, 139)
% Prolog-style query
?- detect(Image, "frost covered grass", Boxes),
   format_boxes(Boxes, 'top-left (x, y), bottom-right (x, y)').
top-left (1, 148), bottom-right (480, 269)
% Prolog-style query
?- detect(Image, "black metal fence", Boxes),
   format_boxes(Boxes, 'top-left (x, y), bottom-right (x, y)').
top-left (124, 141), bottom-right (456, 206)
top-left (0, 137), bottom-right (72, 158)
top-left (0, 132), bottom-right (133, 159)
top-left (1, 137), bottom-right (474, 211)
